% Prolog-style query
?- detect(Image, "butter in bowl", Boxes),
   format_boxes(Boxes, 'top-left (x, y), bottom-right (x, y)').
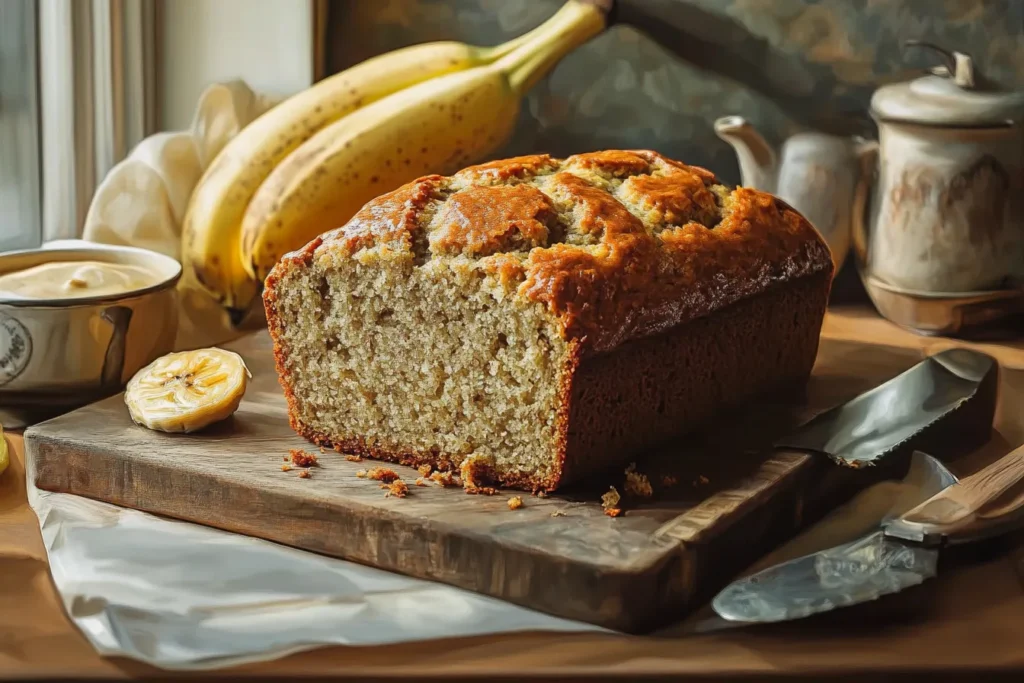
top-left (0, 244), bottom-right (181, 427)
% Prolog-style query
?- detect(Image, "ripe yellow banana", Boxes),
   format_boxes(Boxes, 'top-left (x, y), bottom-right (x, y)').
top-left (240, 0), bottom-right (607, 283)
top-left (182, 27), bottom-right (551, 318)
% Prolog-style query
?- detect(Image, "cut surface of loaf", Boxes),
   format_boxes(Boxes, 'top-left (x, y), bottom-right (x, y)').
top-left (264, 150), bottom-right (834, 491)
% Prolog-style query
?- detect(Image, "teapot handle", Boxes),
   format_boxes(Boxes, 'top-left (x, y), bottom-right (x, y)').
top-left (903, 40), bottom-right (977, 89)
top-left (850, 139), bottom-right (879, 271)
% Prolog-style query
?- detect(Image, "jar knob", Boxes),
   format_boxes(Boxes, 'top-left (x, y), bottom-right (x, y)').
top-left (903, 40), bottom-right (976, 89)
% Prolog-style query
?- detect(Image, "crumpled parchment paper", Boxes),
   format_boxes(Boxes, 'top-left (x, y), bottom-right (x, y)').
top-left (29, 481), bottom-right (605, 671)
top-left (27, 451), bottom-right (955, 669)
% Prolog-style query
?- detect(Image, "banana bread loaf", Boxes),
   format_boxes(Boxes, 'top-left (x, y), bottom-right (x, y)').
top-left (263, 150), bottom-right (833, 492)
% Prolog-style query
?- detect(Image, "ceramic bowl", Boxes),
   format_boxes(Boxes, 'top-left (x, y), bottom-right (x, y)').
top-left (0, 245), bottom-right (181, 425)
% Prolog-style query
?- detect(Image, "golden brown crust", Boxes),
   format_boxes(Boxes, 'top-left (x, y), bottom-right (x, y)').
top-left (274, 149), bottom-right (832, 355)
top-left (334, 175), bottom-right (445, 256)
top-left (566, 150), bottom-right (652, 176)
top-left (620, 172), bottom-right (718, 228)
top-left (454, 154), bottom-right (559, 183)
top-left (429, 184), bottom-right (556, 257)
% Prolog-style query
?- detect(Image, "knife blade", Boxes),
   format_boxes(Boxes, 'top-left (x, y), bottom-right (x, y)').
top-left (713, 445), bottom-right (1024, 623)
top-left (775, 348), bottom-right (997, 467)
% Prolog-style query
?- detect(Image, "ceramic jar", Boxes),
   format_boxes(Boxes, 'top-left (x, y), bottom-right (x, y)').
top-left (855, 44), bottom-right (1024, 295)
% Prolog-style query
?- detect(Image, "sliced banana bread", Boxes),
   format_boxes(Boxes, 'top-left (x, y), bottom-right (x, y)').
top-left (263, 150), bottom-right (833, 492)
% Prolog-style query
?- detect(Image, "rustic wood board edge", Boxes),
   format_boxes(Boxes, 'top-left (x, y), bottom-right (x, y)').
top-left (25, 420), bottom-right (835, 633)
top-left (22, 333), bottom-right (996, 633)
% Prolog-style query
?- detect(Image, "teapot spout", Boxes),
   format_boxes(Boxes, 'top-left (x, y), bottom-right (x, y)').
top-left (714, 115), bottom-right (777, 191)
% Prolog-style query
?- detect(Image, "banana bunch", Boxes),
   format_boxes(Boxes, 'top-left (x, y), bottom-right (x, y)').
top-left (182, 0), bottom-right (607, 319)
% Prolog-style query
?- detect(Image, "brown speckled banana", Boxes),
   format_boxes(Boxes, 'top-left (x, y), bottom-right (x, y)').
top-left (239, 0), bottom-right (606, 283)
top-left (181, 31), bottom-right (548, 317)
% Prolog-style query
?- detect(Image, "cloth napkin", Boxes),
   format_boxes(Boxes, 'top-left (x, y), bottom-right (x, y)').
top-left (80, 80), bottom-right (281, 350)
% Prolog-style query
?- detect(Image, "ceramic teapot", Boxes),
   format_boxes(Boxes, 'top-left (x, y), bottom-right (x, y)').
top-left (714, 116), bottom-right (870, 274)
top-left (853, 42), bottom-right (1024, 297)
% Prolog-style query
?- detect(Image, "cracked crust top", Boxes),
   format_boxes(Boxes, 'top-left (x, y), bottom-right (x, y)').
top-left (269, 150), bottom-right (833, 354)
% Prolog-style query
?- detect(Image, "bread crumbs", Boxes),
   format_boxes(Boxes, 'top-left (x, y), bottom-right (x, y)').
top-left (604, 507), bottom-right (623, 518)
top-left (355, 470), bottom-right (367, 478)
top-left (601, 486), bottom-right (621, 510)
top-left (415, 478), bottom-right (429, 486)
top-left (661, 474), bottom-right (678, 488)
top-left (418, 464), bottom-right (433, 477)
top-left (461, 454), bottom-right (498, 495)
top-left (460, 455), bottom-right (488, 488)
top-left (290, 449), bottom-right (319, 467)
top-left (282, 456), bottom-right (289, 462)
top-left (507, 496), bottom-right (523, 510)
top-left (385, 480), bottom-right (409, 498)
top-left (551, 509), bottom-right (567, 517)
top-left (694, 475), bottom-right (709, 486)
top-left (467, 487), bottom-right (499, 496)
top-left (281, 465), bottom-right (292, 472)
top-left (430, 471), bottom-right (460, 487)
top-left (298, 470), bottom-right (311, 479)
top-left (345, 454), bottom-right (363, 462)
top-left (366, 467), bottom-right (400, 483)
top-left (624, 463), bottom-right (653, 498)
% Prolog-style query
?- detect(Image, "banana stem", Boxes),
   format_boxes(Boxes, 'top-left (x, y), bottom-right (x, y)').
top-left (478, 1), bottom-right (596, 62)
top-left (498, 0), bottom-right (608, 95)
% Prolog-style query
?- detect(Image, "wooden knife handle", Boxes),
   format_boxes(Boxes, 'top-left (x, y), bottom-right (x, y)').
top-left (885, 446), bottom-right (1024, 546)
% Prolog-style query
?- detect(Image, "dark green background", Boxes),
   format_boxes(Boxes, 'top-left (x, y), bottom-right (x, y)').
top-left (327, 0), bottom-right (1024, 184)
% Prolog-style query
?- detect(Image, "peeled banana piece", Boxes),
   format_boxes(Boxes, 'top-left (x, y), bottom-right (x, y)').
top-left (125, 348), bottom-right (251, 433)
top-left (240, 0), bottom-right (606, 282)
top-left (182, 27), bottom-right (553, 315)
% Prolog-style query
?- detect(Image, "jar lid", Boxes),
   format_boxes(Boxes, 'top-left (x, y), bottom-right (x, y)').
top-left (870, 42), bottom-right (1024, 127)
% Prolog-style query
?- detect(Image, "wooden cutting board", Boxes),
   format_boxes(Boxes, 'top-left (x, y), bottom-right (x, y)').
top-left (23, 331), bottom-right (994, 632)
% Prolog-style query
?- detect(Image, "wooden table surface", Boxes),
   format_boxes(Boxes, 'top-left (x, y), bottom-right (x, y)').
top-left (2, 306), bottom-right (1024, 681)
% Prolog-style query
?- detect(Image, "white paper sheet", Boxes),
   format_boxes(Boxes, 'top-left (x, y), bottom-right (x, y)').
top-left (28, 452), bottom-right (954, 670)
top-left (28, 484), bottom-right (604, 671)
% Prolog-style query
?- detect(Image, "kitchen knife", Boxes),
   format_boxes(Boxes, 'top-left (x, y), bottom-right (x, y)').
top-left (713, 445), bottom-right (1024, 623)
top-left (774, 347), bottom-right (997, 468)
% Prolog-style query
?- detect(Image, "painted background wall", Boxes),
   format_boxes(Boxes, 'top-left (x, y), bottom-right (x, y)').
top-left (326, 0), bottom-right (1024, 184)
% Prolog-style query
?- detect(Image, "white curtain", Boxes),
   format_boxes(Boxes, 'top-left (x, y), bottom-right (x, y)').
top-left (39, 0), bottom-right (158, 242)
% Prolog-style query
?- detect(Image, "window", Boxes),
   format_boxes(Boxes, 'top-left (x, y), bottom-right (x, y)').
top-left (0, 0), bottom-right (41, 252)
top-left (0, 0), bottom-right (158, 254)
